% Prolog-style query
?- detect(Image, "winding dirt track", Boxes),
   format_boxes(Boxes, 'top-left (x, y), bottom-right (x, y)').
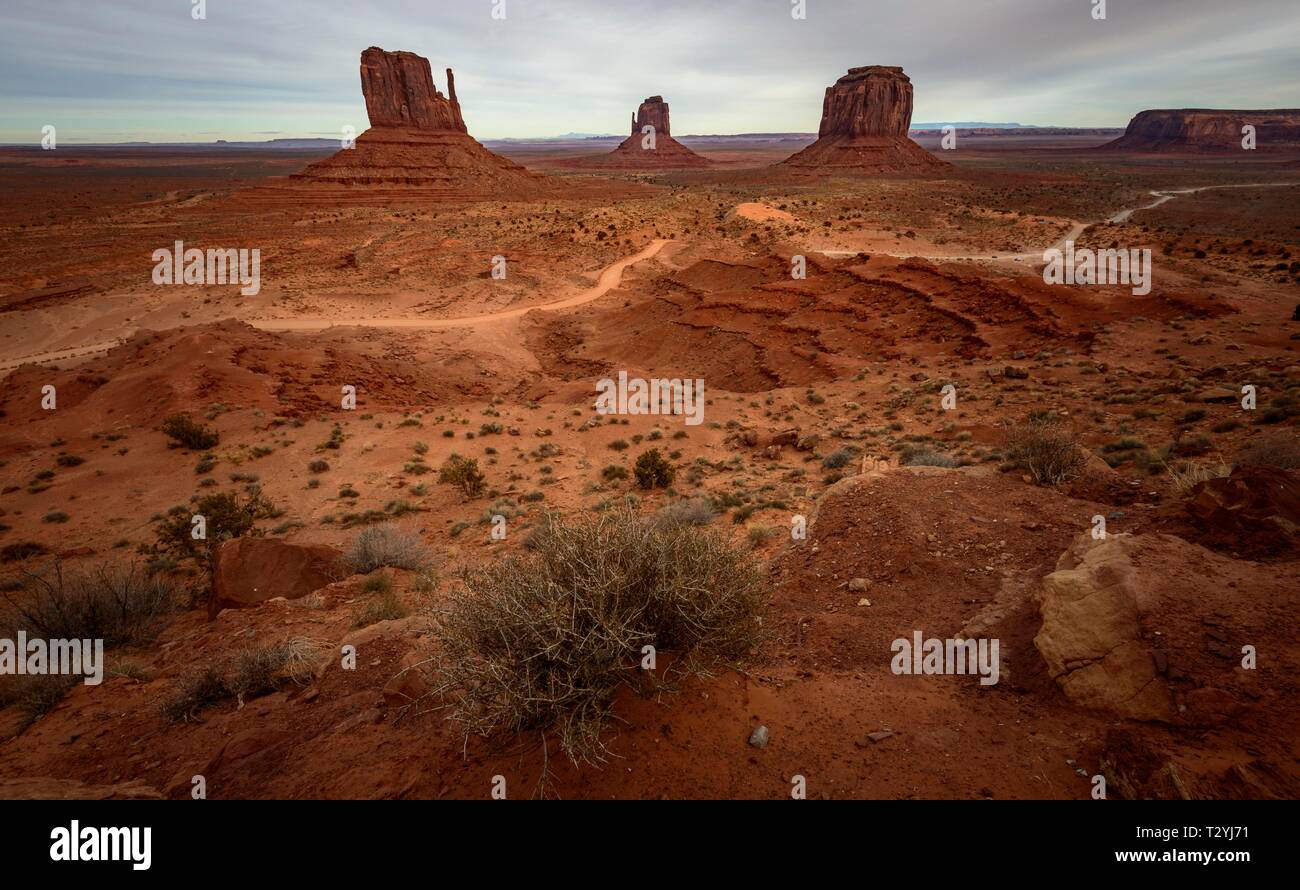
top-left (6, 180), bottom-right (1299, 371)
top-left (816, 180), bottom-right (1300, 263)
top-left (251, 238), bottom-right (673, 332)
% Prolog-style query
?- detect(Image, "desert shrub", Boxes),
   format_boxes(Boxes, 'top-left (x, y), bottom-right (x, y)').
top-left (821, 448), bottom-right (856, 469)
top-left (433, 507), bottom-right (766, 765)
top-left (601, 464), bottom-right (629, 482)
top-left (353, 590), bottom-right (408, 628)
top-left (1, 560), bottom-right (178, 648)
top-left (1001, 417), bottom-right (1084, 485)
top-left (361, 572), bottom-right (392, 594)
top-left (0, 674), bottom-right (78, 730)
top-left (343, 523), bottom-right (430, 574)
top-left (151, 489), bottom-right (274, 595)
top-left (0, 542), bottom-right (48, 563)
top-left (1164, 458), bottom-right (1231, 495)
top-left (633, 449), bottom-right (676, 489)
top-left (161, 638), bottom-right (318, 722)
top-left (438, 454), bottom-right (486, 498)
top-left (900, 445), bottom-right (955, 468)
top-left (308, 459), bottom-right (330, 474)
top-left (652, 496), bottom-right (716, 528)
top-left (160, 414), bottom-right (219, 450)
top-left (1235, 433), bottom-right (1300, 470)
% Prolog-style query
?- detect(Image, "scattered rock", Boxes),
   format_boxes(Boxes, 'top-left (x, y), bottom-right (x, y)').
top-left (748, 725), bottom-right (770, 749)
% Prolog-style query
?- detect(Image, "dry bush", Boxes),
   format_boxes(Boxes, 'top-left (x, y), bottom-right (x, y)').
top-left (160, 413), bottom-right (219, 450)
top-left (353, 590), bottom-right (408, 628)
top-left (438, 454), bottom-right (486, 498)
top-left (343, 523), bottom-right (431, 574)
top-left (2, 560), bottom-right (178, 648)
top-left (900, 445), bottom-right (955, 468)
top-left (1235, 433), bottom-right (1300, 471)
top-left (1164, 457), bottom-right (1231, 495)
top-left (1001, 416), bottom-right (1085, 485)
top-left (652, 496), bottom-right (716, 528)
top-left (0, 674), bottom-right (79, 731)
top-left (161, 638), bottom-right (319, 722)
top-left (432, 506), bottom-right (766, 765)
top-left (633, 449), bottom-right (676, 489)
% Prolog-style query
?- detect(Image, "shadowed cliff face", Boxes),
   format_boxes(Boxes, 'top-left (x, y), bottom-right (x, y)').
top-left (818, 66), bottom-right (915, 139)
top-left (360, 46), bottom-right (467, 133)
top-left (1105, 108), bottom-right (1300, 152)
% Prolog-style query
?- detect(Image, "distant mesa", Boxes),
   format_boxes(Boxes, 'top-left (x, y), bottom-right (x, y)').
top-left (568, 95), bottom-right (712, 169)
top-left (288, 47), bottom-right (551, 199)
top-left (779, 66), bottom-right (946, 173)
top-left (1103, 108), bottom-right (1300, 153)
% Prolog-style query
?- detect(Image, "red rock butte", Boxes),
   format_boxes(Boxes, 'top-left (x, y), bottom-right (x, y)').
top-left (1103, 108), bottom-right (1300, 153)
top-left (286, 47), bottom-right (552, 200)
top-left (779, 66), bottom-right (945, 173)
top-left (571, 96), bottom-right (712, 169)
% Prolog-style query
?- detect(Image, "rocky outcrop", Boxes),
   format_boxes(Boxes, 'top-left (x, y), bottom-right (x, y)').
top-left (1035, 533), bottom-right (1297, 725)
top-left (1104, 109), bottom-right (1300, 152)
top-left (1185, 466), bottom-right (1300, 557)
top-left (779, 66), bottom-right (945, 173)
top-left (571, 95), bottom-right (712, 170)
top-left (632, 96), bottom-right (673, 137)
top-left (209, 537), bottom-right (342, 619)
top-left (818, 66), bottom-right (914, 138)
top-left (360, 47), bottom-right (466, 132)
top-left (288, 47), bottom-right (553, 199)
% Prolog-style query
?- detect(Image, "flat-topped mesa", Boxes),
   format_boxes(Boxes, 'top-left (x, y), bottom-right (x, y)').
top-left (632, 96), bottom-right (672, 137)
top-left (1103, 108), bottom-right (1300, 152)
top-left (819, 66), bottom-right (914, 138)
top-left (779, 65), bottom-right (945, 174)
top-left (360, 46), bottom-right (466, 132)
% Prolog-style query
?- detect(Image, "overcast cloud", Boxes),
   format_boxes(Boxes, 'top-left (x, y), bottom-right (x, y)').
top-left (1, 0), bottom-right (1297, 142)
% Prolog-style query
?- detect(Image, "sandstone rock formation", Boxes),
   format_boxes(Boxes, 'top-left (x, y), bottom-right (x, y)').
top-left (359, 47), bottom-right (466, 132)
top-left (289, 47), bottom-right (551, 200)
top-left (573, 95), bottom-right (712, 169)
top-left (1104, 109), bottom-right (1300, 152)
top-left (779, 66), bottom-right (945, 173)
top-left (633, 95), bottom-right (673, 138)
top-left (1034, 533), bottom-right (1294, 725)
top-left (1185, 465), bottom-right (1300, 556)
top-left (209, 537), bottom-right (342, 619)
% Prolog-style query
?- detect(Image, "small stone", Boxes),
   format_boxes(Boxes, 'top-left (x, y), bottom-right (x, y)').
top-left (867, 730), bottom-right (894, 743)
top-left (848, 577), bottom-right (869, 592)
top-left (748, 725), bottom-right (770, 749)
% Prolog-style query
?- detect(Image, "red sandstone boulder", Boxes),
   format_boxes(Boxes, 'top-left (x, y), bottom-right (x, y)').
top-left (1187, 465), bottom-right (1300, 545)
top-left (209, 537), bottom-right (342, 619)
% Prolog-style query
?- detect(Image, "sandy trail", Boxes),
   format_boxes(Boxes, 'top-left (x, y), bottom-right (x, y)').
top-left (252, 238), bottom-right (672, 332)
top-left (817, 181), bottom-right (1300, 262)
top-left (0, 240), bottom-right (673, 369)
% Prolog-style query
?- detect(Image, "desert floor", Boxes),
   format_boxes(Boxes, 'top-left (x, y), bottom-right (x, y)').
top-left (0, 138), bottom-right (1297, 799)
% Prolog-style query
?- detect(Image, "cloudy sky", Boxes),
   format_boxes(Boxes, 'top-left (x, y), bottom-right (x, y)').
top-left (2, 0), bottom-right (1297, 143)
